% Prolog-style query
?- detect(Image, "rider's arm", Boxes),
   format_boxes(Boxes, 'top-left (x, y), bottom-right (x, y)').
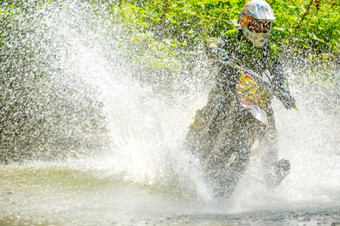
top-left (207, 36), bottom-right (229, 61)
top-left (270, 61), bottom-right (296, 109)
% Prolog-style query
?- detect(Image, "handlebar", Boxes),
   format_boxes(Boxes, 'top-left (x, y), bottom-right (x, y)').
top-left (218, 59), bottom-right (282, 96)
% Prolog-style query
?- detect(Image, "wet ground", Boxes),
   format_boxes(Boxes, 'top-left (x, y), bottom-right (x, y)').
top-left (1, 161), bottom-right (339, 226)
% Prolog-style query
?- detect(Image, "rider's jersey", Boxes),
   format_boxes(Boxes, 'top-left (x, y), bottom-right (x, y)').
top-left (208, 29), bottom-right (290, 96)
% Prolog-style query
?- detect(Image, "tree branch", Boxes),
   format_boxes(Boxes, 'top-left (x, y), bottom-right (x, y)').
top-left (161, 0), bottom-right (169, 23)
top-left (288, 0), bottom-right (314, 45)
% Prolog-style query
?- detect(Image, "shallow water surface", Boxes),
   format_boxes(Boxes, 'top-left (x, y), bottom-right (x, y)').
top-left (1, 152), bottom-right (339, 226)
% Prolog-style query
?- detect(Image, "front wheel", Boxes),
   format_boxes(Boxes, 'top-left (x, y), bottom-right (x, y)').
top-left (204, 112), bottom-right (257, 197)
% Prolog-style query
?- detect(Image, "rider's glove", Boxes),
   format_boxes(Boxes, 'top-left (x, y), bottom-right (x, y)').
top-left (208, 48), bottom-right (229, 61)
top-left (278, 92), bottom-right (296, 109)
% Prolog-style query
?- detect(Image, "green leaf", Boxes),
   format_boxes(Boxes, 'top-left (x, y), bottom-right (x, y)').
top-left (312, 33), bottom-right (325, 43)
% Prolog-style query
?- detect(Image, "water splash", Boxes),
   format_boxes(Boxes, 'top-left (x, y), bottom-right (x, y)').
top-left (0, 0), bottom-right (214, 199)
top-left (1, 0), bottom-right (339, 215)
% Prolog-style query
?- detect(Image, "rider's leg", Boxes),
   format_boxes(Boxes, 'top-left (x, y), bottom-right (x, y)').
top-left (260, 107), bottom-right (290, 188)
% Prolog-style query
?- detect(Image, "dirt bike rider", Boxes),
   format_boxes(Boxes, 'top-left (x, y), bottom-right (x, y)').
top-left (187, 0), bottom-right (295, 192)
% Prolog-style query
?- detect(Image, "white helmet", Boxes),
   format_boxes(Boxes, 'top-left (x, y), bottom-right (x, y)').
top-left (238, 0), bottom-right (275, 48)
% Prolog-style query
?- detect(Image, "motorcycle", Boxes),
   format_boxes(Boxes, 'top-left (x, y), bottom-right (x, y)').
top-left (185, 60), bottom-right (288, 196)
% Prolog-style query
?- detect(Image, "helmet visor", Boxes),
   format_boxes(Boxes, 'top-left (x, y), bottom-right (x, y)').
top-left (247, 19), bottom-right (271, 33)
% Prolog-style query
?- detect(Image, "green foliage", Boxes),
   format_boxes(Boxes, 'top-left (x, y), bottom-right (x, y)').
top-left (269, 0), bottom-right (339, 54)
top-left (112, 0), bottom-right (339, 58)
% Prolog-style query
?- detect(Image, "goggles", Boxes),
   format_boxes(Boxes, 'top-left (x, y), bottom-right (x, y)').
top-left (239, 14), bottom-right (272, 33)
top-left (247, 19), bottom-right (272, 33)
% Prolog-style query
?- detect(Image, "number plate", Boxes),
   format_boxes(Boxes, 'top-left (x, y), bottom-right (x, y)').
top-left (236, 71), bottom-right (272, 108)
